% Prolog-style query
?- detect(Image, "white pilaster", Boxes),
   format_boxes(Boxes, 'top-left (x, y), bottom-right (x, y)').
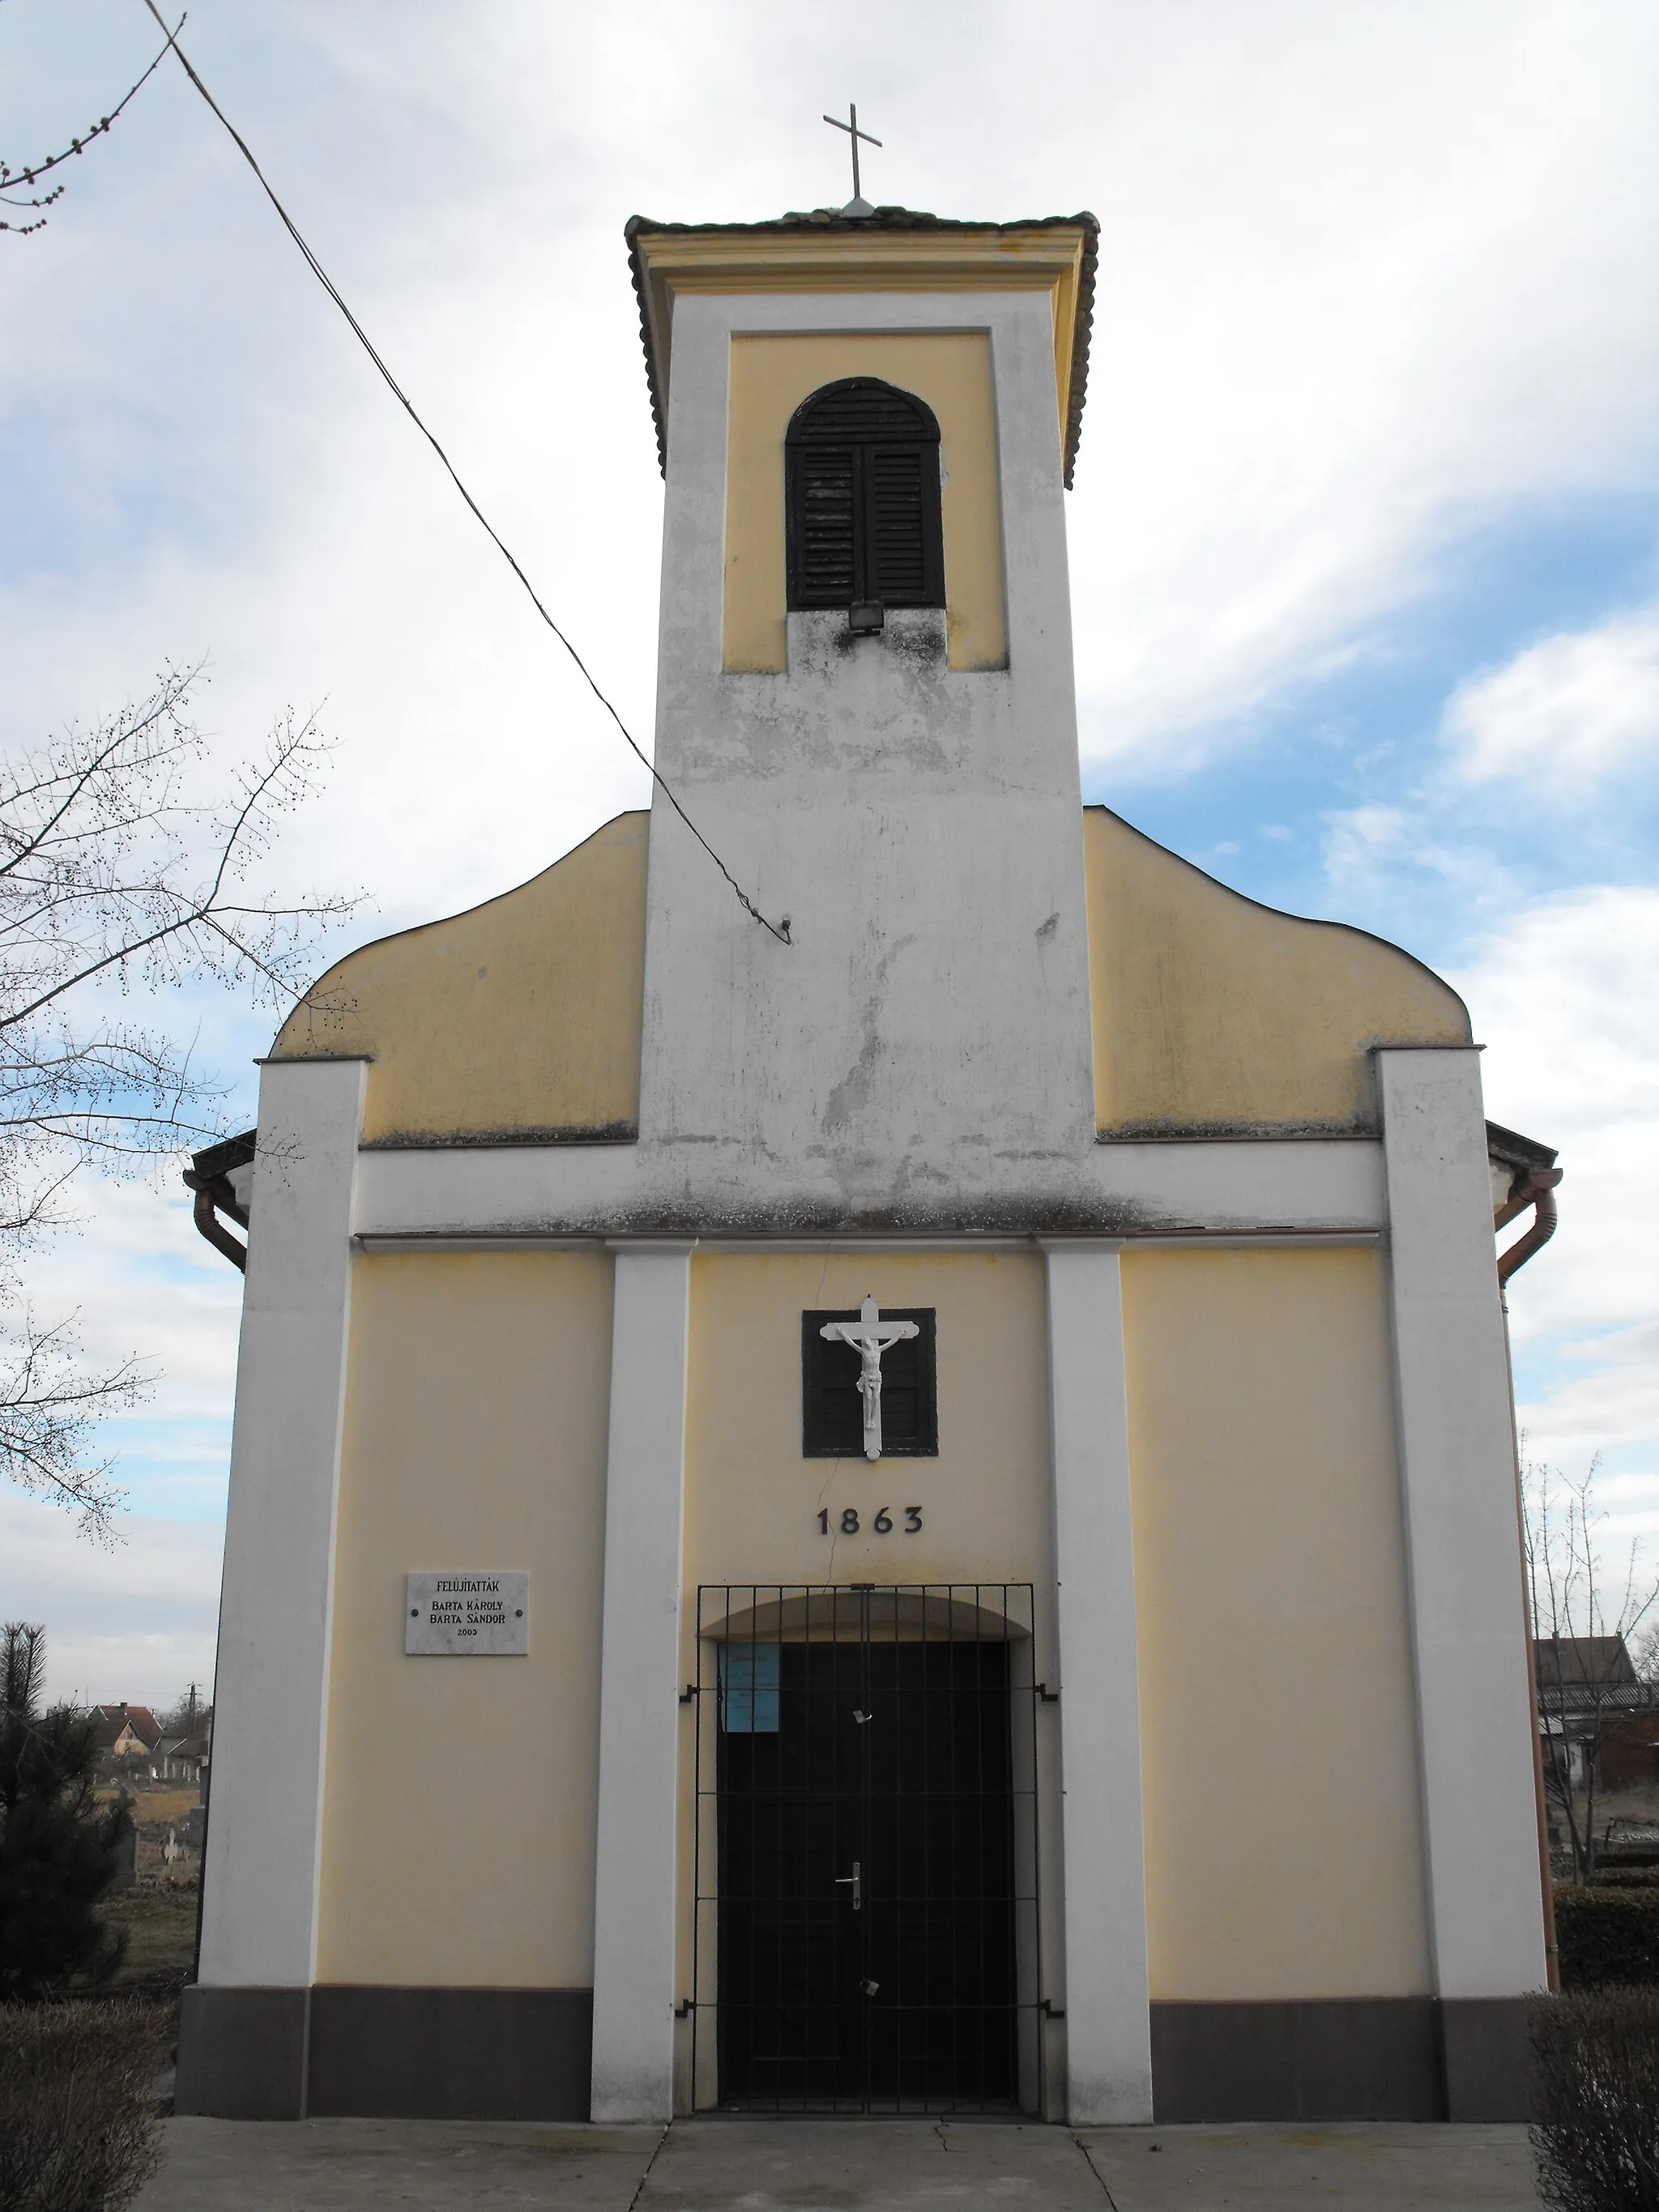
top-left (1043, 1241), bottom-right (1154, 2124)
top-left (197, 1056), bottom-right (368, 1989)
top-left (1377, 1048), bottom-right (1547, 1997)
top-left (589, 1242), bottom-right (694, 2122)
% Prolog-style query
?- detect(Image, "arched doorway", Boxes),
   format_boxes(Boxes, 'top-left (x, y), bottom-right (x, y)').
top-left (690, 1585), bottom-right (1043, 2113)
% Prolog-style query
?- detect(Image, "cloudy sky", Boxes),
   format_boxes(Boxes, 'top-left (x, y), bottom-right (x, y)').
top-left (2, 0), bottom-right (1654, 1704)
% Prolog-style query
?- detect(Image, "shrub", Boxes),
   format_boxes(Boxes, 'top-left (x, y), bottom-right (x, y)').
top-left (0, 2000), bottom-right (167, 2212)
top-left (1, 1626), bottom-right (131, 1999)
top-left (1557, 1887), bottom-right (1659, 1989)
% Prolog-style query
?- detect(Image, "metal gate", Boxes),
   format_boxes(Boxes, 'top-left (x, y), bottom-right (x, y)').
top-left (689, 1583), bottom-right (1043, 2114)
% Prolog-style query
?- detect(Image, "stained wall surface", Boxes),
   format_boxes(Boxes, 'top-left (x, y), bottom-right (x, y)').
top-left (273, 813), bottom-right (648, 1143)
top-left (1122, 1246), bottom-right (1431, 2001)
top-left (1083, 808), bottom-right (1471, 1135)
top-left (640, 288), bottom-right (1096, 1219)
top-left (723, 332), bottom-right (1006, 674)
top-left (317, 1251), bottom-right (612, 1987)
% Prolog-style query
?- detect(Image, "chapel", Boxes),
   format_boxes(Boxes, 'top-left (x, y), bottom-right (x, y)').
top-left (176, 203), bottom-right (1560, 2127)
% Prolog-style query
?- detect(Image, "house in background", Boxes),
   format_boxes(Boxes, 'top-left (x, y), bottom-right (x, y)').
top-left (1535, 1637), bottom-right (1640, 1694)
top-left (154, 1728), bottom-right (212, 1788)
top-left (89, 1703), bottom-right (162, 1768)
top-left (1536, 1637), bottom-right (1659, 1794)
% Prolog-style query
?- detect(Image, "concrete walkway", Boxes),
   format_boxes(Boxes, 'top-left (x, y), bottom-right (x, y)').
top-left (135, 2116), bottom-right (1542, 2210)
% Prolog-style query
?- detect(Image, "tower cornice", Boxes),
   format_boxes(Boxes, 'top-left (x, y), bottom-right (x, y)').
top-left (625, 208), bottom-right (1098, 488)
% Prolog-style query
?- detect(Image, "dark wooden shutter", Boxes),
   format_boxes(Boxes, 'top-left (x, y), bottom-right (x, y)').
top-left (793, 445), bottom-right (857, 607)
top-left (786, 379), bottom-right (945, 614)
top-left (869, 445), bottom-right (929, 603)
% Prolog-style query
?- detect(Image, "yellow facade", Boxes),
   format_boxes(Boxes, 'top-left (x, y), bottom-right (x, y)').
top-left (1123, 1246), bottom-right (1431, 2000)
top-left (274, 812), bottom-right (648, 1144)
top-left (1083, 807), bottom-right (1470, 1134)
top-left (294, 802), bottom-right (1473, 2009)
top-left (681, 1249), bottom-right (1051, 1601)
top-left (270, 803), bottom-right (1470, 1145)
top-left (723, 334), bottom-right (1007, 674)
top-left (315, 1240), bottom-right (1435, 2010)
top-left (317, 1251), bottom-right (612, 1986)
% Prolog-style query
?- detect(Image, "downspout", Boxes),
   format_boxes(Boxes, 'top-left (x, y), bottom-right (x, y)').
top-left (1497, 1167), bottom-right (1561, 1287)
top-left (182, 1169), bottom-right (248, 1272)
top-left (1496, 1164), bottom-right (1564, 1990)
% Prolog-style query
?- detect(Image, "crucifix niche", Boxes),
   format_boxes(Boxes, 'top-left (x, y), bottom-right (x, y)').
top-left (804, 1298), bottom-right (937, 1460)
top-left (823, 102), bottom-right (881, 218)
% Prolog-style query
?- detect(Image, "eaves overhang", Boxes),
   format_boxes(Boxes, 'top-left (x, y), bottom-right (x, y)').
top-left (625, 206), bottom-right (1099, 488)
top-left (1486, 1119), bottom-right (1559, 1176)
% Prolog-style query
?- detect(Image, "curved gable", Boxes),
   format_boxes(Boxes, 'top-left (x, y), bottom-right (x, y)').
top-left (274, 812), bottom-right (648, 1144)
top-left (1083, 807), bottom-right (1470, 1136)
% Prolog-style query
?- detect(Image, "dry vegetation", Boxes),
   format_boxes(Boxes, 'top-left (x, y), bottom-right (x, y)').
top-left (0, 2001), bottom-right (169, 2212)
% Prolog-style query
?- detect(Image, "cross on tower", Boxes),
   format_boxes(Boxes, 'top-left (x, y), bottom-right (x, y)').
top-left (820, 1295), bottom-right (919, 1460)
top-left (823, 103), bottom-right (882, 216)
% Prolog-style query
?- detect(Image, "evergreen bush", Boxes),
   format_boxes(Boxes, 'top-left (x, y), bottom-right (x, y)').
top-left (1557, 1887), bottom-right (1659, 1989)
top-left (0, 2000), bottom-right (167, 2212)
top-left (1531, 1990), bottom-right (1659, 2212)
top-left (0, 1625), bottom-right (130, 1999)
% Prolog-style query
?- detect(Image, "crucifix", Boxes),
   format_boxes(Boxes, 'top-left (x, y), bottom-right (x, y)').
top-left (822, 102), bottom-right (881, 216)
top-left (821, 1295), bottom-right (918, 1460)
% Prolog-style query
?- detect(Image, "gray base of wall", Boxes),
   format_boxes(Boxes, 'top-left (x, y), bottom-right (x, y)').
top-left (177, 1987), bottom-right (1529, 2124)
top-left (1150, 1997), bottom-right (1533, 2123)
top-left (176, 1988), bottom-right (309, 2121)
top-left (176, 1986), bottom-right (594, 2121)
top-left (1439, 1997), bottom-right (1534, 2123)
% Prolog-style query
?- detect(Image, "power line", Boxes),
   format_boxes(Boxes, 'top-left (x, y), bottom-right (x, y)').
top-left (138, 0), bottom-right (791, 947)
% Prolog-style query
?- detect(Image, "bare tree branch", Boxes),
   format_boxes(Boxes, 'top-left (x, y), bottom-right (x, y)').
top-left (0, 665), bottom-right (361, 1535)
top-left (1525, 1454), bottom-right (1659, 1883)
top-left (0, 20), bottom-right (180, 237)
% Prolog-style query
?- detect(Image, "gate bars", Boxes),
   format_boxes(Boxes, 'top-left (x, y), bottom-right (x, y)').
top-left (688, 1583), bottom-right (1045, 2114)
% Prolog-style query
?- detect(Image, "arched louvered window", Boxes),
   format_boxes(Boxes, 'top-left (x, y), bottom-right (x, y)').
top-left (785, 378), bottom-right (945, 622)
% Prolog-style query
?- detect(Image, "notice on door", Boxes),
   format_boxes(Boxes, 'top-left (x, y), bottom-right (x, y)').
top-left (405, 1572), bottom-right (529, 1656)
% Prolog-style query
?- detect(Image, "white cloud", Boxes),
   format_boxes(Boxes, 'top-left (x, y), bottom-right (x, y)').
top-left (1065, 2), bottom-right (1659, 762)
top-left (1516, 1323), bottom-right (1659, 1484)
top-left (1453, 885), bottom-right (1659, 1515)
top-left (0, 1494), bottom-right (225, 1709)
top-left (1444, 607), bottom-right (1659, 785)
top-left (1323, 803), bottom-right (1411, 872)
top-left (22, 1180), bottom-right (244, 1413)
top-left (1, 0), bottom-right (1655, 865)
top-left (1320, 799), bottom-right (1516, 922)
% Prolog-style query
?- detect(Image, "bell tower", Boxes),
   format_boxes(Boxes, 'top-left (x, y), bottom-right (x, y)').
top-left (627, 209), bottom-right (1101, 1229)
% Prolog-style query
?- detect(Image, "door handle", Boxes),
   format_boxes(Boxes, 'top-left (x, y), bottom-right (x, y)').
top-left (834, 1860), bottom-right (862, 1911)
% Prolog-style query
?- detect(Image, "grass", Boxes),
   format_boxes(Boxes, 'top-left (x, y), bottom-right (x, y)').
top-left (100, 1886), bottom-right (198, 1990)
top-left (121, 1785), bottom-right (198, 1827)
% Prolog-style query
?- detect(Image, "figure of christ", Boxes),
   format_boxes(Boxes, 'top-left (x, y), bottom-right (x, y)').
top-left (820, 1296), bottom-right (920, 1460)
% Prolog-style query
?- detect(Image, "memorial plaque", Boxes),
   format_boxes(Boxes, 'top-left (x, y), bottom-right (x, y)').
top-left (405, 1571), bottom-right (529, 1656)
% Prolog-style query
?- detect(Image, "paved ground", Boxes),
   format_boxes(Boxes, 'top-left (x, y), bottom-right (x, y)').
top-left (135, 2116), bottom-right (1542, 2210)
top-left (1077, 2125), bottom-right (1539, 2209)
